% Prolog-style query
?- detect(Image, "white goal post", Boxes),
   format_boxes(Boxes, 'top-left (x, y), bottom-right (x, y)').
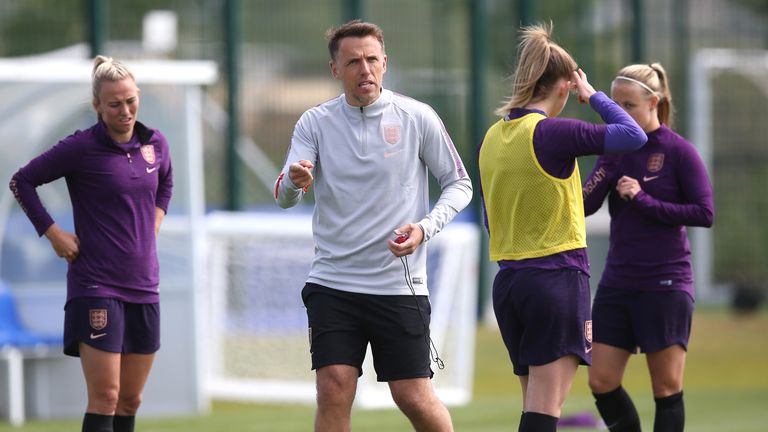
top-left (204, 211), bottom-right (479, 408)
top-left (688, 48), bottom-right (768, 302)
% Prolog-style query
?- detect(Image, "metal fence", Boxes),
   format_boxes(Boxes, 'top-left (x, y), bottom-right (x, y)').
top-left (1, 0), bottom-right (767, 301)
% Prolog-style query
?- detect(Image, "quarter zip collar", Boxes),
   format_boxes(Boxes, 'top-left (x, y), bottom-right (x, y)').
top-left (95, 118), bottom-right (155, 149)
top-left (340, 88), bottom-right (391, 155)
top-left (342, 88), bottom-right (391, 118)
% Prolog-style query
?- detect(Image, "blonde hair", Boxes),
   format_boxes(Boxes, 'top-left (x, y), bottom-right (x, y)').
top-left (495, 23), bottom-right (577, 116)
top-left (613, 62), bottom-right (674, 126)
top-left (91, 55), bottom-right (135, 103)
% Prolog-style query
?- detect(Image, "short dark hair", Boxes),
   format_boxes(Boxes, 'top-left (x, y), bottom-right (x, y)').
top-left (325, 20), bottom-right (385, 61)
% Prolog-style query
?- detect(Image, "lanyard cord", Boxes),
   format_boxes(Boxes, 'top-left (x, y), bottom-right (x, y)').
top-left (399, 255), bottom-right (445, 370)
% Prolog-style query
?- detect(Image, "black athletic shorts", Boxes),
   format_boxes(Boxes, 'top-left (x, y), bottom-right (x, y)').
top-left (63, 297), bottom-right (160, 357)
top-left (301, 282), bottom-right (433, 382)
top-left (492, 267), bottom-right (592, 376)
top-left (592, 287), bottom-right (694, 353)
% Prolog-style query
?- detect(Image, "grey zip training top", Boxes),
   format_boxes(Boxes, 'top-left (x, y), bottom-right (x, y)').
top-left (275, 89), bottom-right (473, 296)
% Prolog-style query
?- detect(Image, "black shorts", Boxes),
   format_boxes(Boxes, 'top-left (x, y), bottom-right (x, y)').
top-left (301, 282), bottom-right (433, 382)
top-left (592, 287), bottom-right (693, 353)
top-left (492, 267), bottom-right (592, 376)
top-left (63, 297), bottom-right (160, 357)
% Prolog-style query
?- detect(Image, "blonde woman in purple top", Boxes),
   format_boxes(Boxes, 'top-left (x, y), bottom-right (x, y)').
top-left (9, 56), bottom-right (172, 432)
top-left (583, 63), bottom-right (713, 432)
top-left (480, 24), bottom-right (646, 432)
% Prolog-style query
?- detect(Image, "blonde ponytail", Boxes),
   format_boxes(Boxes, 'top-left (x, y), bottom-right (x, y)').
top-left (495, 23), bottom-right (577, 116)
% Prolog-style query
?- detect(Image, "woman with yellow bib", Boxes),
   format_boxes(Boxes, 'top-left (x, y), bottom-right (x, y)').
top-left (478, 24), bottom-right (646, 432)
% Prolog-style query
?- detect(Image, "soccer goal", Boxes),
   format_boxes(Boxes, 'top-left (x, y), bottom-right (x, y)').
top-left (688, 48), bottom-right (768, 302)
top-left (204, 211), bottom-right (480, 408)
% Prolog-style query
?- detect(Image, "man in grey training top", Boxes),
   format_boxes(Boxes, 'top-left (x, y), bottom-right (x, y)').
top-left (275, 20), bottom-right (472, 432)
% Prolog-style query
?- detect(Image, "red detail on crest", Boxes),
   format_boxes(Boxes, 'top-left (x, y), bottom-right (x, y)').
top-left (140, 145), bottom-right (156, 164)
top-left (90, 309), bottom-right (108, 331)
top-left (585, 320), bottom-right (593, 343)
top-left (383, 125), bottom-right (401, 145)
top-left (647, 153), bottom-right (665, 173)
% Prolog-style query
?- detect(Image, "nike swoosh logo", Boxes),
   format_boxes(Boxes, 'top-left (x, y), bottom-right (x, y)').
top-left (90, 333), bottom-right (108, 340)
top-left (585, 346), bottom-right (593, 353)
top-left (146, 166), bottom-right (158, 174)
top-left (643, 175), bottom-right (660, 182)
top-left (383, 150), bottom-right (402, 158)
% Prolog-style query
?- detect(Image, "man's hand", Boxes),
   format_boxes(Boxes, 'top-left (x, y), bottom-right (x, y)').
top-left (289, 160), bottom-right (315, 189)
top-left (388, 223), bottom-right (424, 257)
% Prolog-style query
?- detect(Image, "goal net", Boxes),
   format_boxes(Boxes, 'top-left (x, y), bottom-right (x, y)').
top-left (204, 211), bottom-right (479, 408)
top-left (688, 48), bottom-right (768, 302)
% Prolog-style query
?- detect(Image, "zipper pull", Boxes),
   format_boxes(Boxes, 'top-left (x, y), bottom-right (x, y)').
top-left (127, 153), bottom-right (139, 178)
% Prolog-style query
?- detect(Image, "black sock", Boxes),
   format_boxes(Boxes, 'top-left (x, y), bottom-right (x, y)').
top-left (654, 391), bottom-right (684, 432)
top-left (518, 411), bottom-right (558, 432)
top-left (113, 415), bottom-right (136, 432)
top-left (82, 413), bottom-right (113, 432)
top-left (593, 386), bottom-right (641, 432)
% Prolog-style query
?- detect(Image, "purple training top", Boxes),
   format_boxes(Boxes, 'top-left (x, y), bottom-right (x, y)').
top-left (479, 91), bottom-right (647, 274)
top-left (9, 120), bottom-right (173, 304)
top-left (583, 124), bottom-right (714, 298)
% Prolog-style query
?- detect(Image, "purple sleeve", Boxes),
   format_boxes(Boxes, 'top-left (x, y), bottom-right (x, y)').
top-left (630, 146), bottom-right (714, 227)
top-left (582, 154), bottom-right (623, 216)
top-left (9, 136), bottom-right (82, 236)
top-left (533, 93), bottom-right (646, 178)
top-left (532, 118), bottom-right (605, 178)
top-left (589, 92), bottom-right (647, 154)
top-left (535, 118), bottom-right (605, 161)
top-left (154, 130), bottom-right (173, 213)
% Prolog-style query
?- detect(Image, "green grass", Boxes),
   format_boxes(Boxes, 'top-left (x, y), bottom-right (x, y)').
top-left (3, 307), bottom-right (767, 431)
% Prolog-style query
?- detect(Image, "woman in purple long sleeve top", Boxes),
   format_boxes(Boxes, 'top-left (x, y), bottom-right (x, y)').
top-left (478, 24), bottom-right (647, 432)
top-left (583, 63), bottom-right (714, 432)
top-left (9, 56), bottom-right (172, 432)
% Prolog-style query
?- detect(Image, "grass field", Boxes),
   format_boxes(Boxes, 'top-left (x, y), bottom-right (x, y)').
top-left (2, 307), bottom-right (766, 431)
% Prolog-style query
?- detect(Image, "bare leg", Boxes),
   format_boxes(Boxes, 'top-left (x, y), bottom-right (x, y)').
top-left (588, 343), bottom-right (631, 393)
top-left (589, 343), bottom-right (640, 432)
top-left (524, 355), bottom-right (579, 417)
top-left (518, 375), bottom-right (529, 409)
top-left (80, 343), bottom-right (121, 415)
top-left (389, 377), bottom-right (453, 432)
top-left (115, 353), bottom-right (156, 416)
top-left (646, 345), bottom-right (685, 397)
top-left (314, 364), bottom-right (358, 432)
top-left (648, 345), bottom-right (687, 432)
